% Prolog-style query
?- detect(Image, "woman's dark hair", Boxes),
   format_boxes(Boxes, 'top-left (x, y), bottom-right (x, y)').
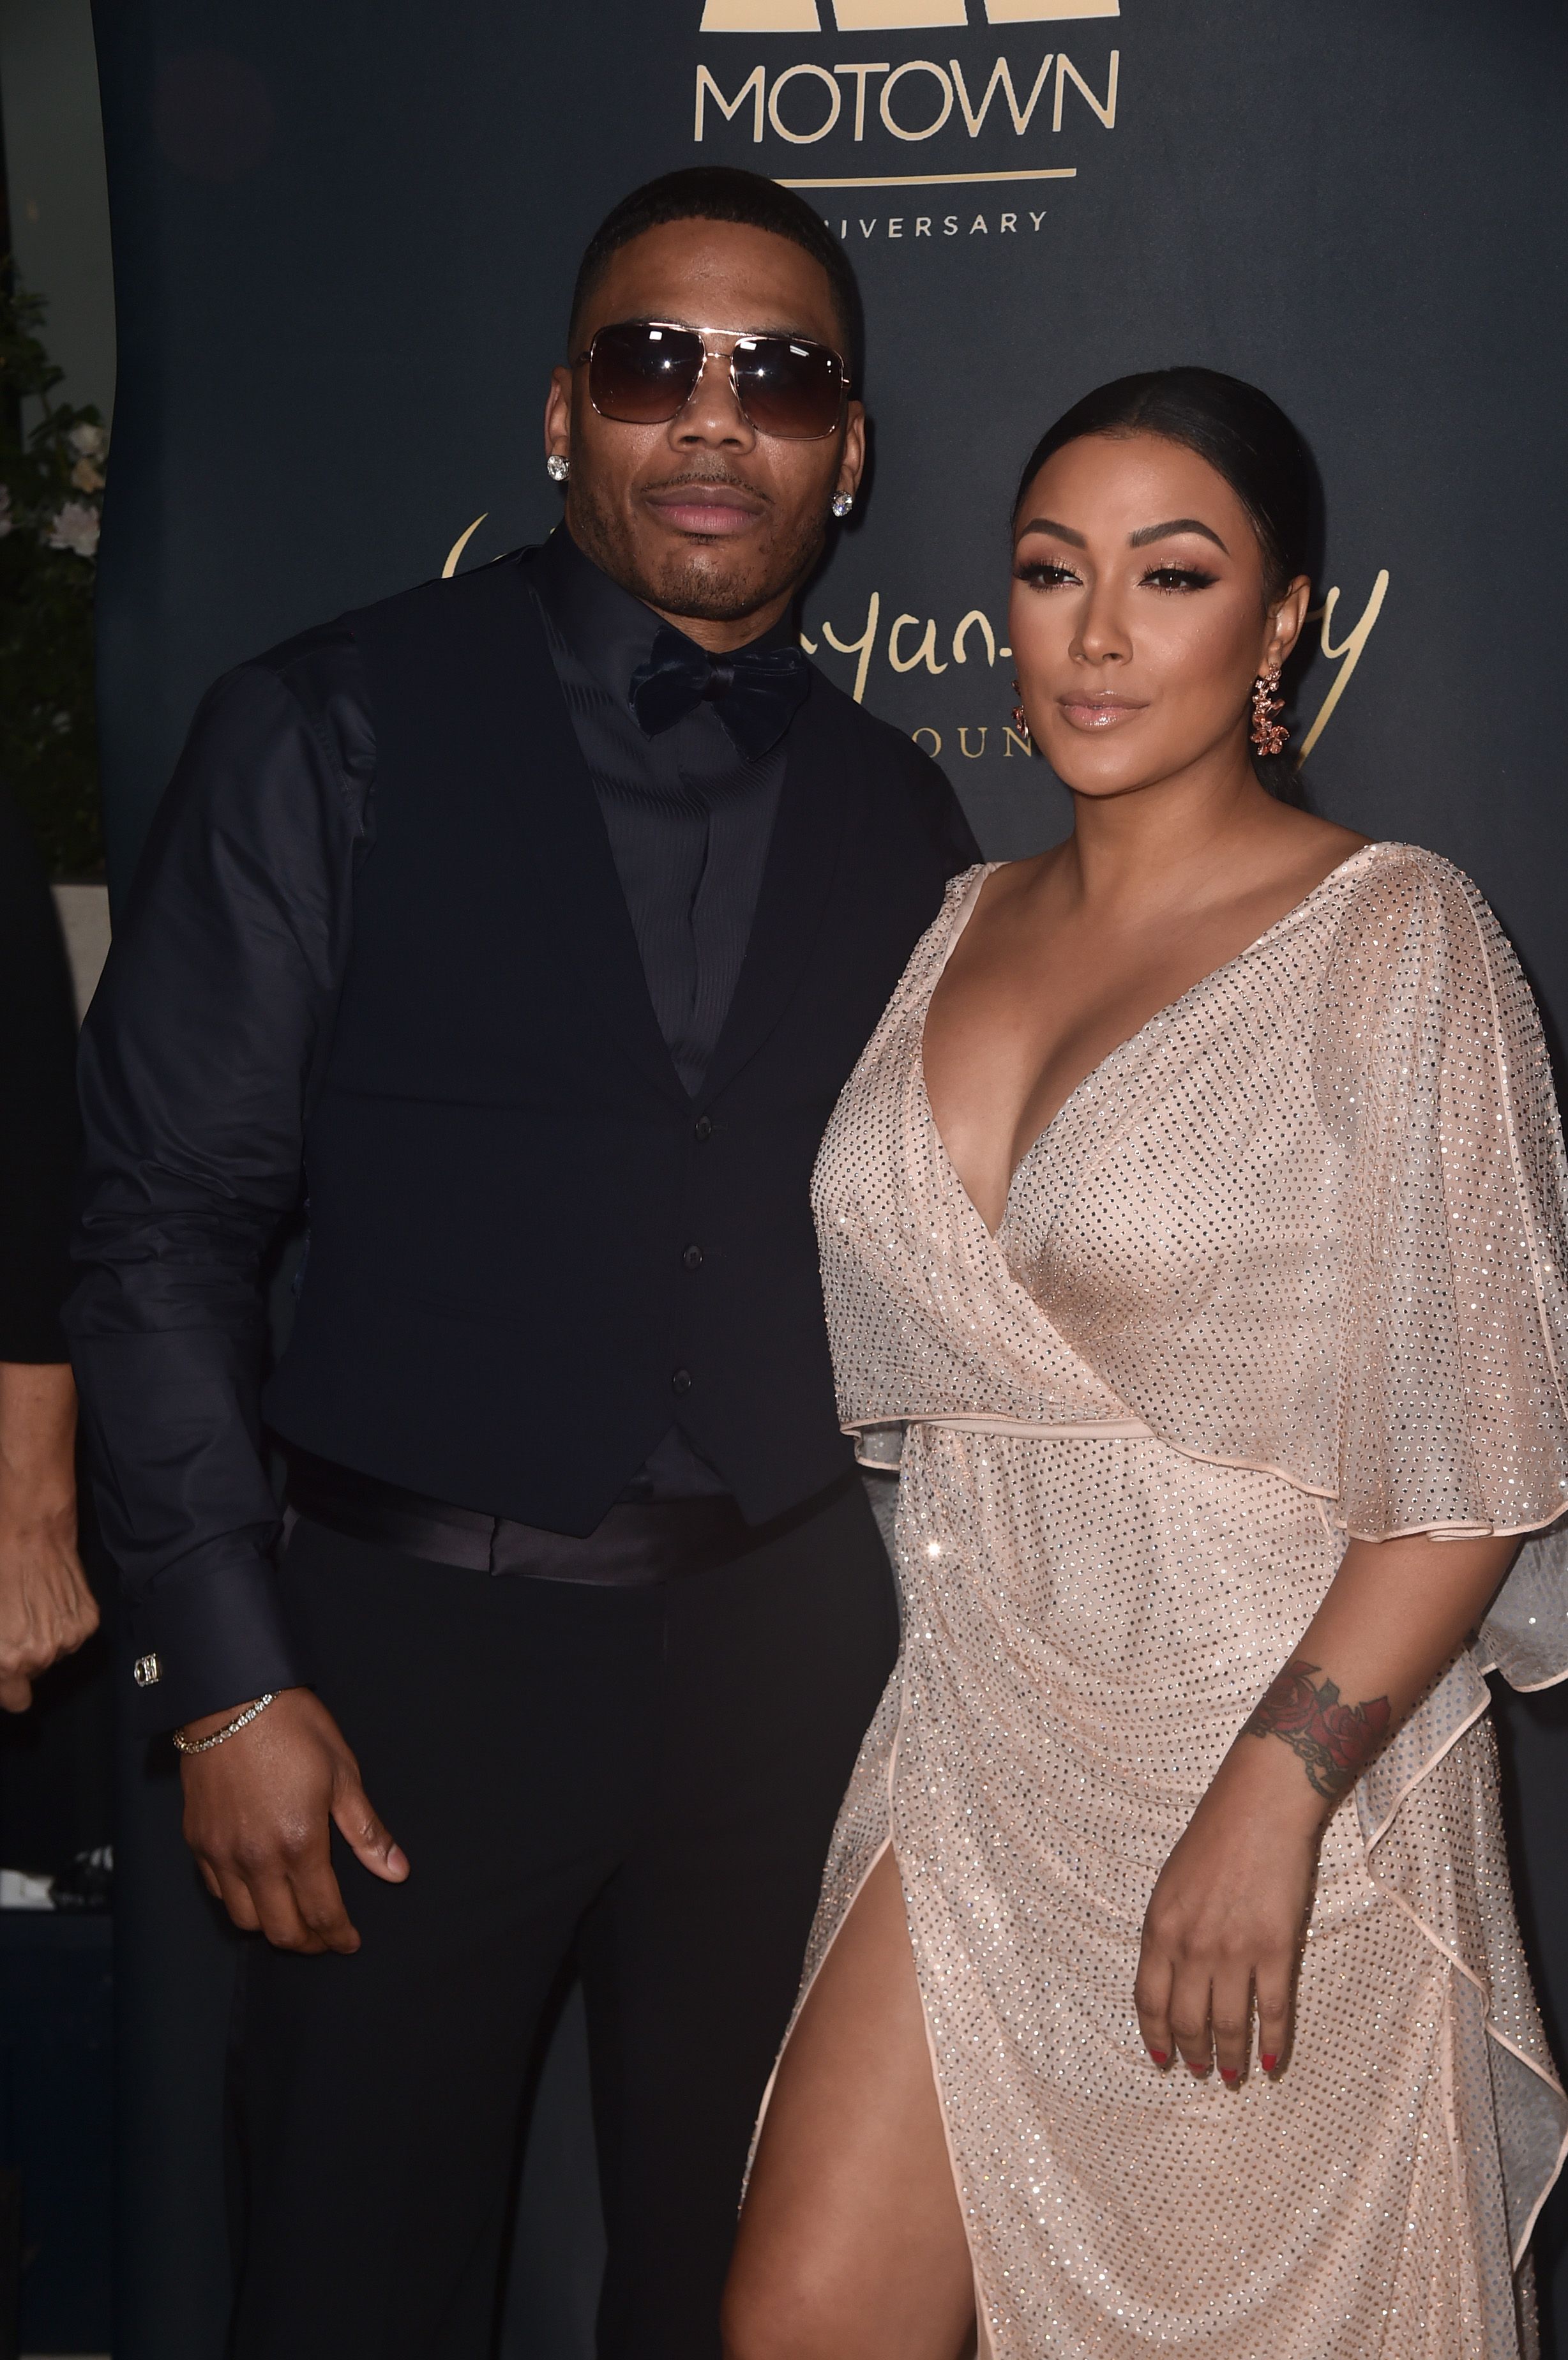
top-left (1013, 367), bottom-right (1320, 797)
top-left (1012, 367), bottom-right (1317, 604)
top-left (569, 167), bottom-right (863, 384)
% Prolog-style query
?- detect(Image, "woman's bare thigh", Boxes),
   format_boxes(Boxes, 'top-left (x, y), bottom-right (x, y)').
top-left (721, 1847), bottom-right (977, 2360)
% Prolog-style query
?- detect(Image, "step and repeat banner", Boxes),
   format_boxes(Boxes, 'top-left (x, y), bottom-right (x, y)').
top-left (89, 1), bottom-right (1567, 2352)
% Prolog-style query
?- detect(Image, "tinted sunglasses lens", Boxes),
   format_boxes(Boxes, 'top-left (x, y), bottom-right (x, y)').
top-left (733, 336), bottom-right (845, 437)
top-left (588, 322), bottom-right (704, 423)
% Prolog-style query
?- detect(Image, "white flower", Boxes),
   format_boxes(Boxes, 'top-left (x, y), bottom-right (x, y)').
top-left (46, 500), bottom-right (100, 559)
top-left (0, 484), bottom-right (11, 538)
top-left (68, 421), bottom-right (107, 460)
top-left (71, 456), bottom-right (105, 493)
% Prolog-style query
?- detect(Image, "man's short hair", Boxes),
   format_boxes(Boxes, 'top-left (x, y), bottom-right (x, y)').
top-left (568, 167), bottom-right (863, 384)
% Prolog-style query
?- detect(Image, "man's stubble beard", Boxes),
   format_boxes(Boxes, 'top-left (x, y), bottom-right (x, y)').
top-left (565, 467), bottom-right (827, 627)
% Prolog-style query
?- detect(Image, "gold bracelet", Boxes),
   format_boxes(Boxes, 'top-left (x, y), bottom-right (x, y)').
top-left (172, 1693), bottom-right (277, 1755)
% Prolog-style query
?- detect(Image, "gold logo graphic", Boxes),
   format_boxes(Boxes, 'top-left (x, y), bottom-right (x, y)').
top-left (441, 524), bottom-right (1387, 780)
top-left (795, 575), bottom-right (1391, 773)
top-left (692, 0), bottom-right (1119, 192)
top-left (700, 1), bottom-right (1117, 27)
top-left (693, 50), bottom-right (1117, 188)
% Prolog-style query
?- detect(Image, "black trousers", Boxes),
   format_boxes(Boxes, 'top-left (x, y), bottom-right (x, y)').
top-left (225, 1482), bottom-right (897, 2359)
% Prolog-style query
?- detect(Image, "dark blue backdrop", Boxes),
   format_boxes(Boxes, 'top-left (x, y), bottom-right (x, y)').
top-left (89, 1), bottom-right (1568, 2350)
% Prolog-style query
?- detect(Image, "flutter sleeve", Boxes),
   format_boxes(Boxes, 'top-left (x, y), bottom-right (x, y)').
top-left (1317, 850), bottom-right (1568, 1596)
top-left (1315, 858), bottom-right (1568, 2257)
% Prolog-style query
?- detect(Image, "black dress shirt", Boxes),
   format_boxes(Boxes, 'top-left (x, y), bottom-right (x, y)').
top-left (532, 529), bottom-right (804, 1498)
top-left (530, 526), bottom-right (791, 1099)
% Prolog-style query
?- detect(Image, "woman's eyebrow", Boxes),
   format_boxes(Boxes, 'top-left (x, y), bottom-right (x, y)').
top-left (1128, 517), bottom-right (1229, 552)
top-left (1016, 517), bottom-right (1087, 547)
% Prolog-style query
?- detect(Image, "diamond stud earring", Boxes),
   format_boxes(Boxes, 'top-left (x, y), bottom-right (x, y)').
top-left (546, 455), bottom-right (569, 484)
top-left (831, 490), bottom-right (854, 518)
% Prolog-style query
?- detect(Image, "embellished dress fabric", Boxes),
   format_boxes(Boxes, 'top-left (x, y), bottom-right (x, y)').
top-left (801, 842), bottom-right (1568, 2358)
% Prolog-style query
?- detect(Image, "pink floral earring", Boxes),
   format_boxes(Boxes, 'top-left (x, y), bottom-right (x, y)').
top-left (1011, 678), bottom-right (1031, 745)
top-left (1250, 668), bottom-right (1288, 756)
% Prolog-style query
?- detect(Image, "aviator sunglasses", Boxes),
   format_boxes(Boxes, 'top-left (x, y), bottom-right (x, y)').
top-left (577, 318), bottom-right (850, 441)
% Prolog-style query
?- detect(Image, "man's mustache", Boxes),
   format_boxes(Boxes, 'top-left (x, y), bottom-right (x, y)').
top-left (640, 468), bottom-right (772, 506)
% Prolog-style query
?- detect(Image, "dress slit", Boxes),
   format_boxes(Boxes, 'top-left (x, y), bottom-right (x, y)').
top-left (743, 1831), bottom-right (893, 2170)
top-left (882, 1709), bottom-right (997, 2360)
top-left (746, 1681), bottom-right (995, 2358)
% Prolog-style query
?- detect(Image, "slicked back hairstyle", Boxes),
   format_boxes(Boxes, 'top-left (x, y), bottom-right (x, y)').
top-left (1012, 367), bottom-right (1319, 603)
top-left (1013, 368), bottom-right (1322, 801)
top-left (568, 167), bottom-right (863, 384)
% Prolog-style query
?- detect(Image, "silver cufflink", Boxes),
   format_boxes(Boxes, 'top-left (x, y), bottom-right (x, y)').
top-left (133, 1652), bottom-right (162, 1688)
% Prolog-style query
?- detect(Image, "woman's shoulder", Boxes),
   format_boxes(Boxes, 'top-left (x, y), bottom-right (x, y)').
top-left (1323, 837), bottom-right (1500, 945)
top-left (939, 858), bottom-right (1002, 912)
top-left (897, 860), bottom-right (998, 978)
top-left (1318, 840), bottom-right (1531, 1036)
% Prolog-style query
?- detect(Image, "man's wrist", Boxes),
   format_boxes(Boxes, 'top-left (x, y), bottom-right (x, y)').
top-left (124, 1547), bottom-right (306, 1734)
top-left (179, 1685), bottom-right (301, 1745)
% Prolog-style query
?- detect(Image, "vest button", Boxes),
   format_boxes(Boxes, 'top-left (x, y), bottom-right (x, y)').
top-left (671, 1368), bottom-right (693, 1395)
top-left (693, 1114), bottom-right (714, 1141)
top-left (682, 1245), bottom-right (704, 1270)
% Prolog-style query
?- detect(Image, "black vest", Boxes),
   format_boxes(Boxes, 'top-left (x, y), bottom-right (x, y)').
top-left (262, 553), bottom-right (970, 1532)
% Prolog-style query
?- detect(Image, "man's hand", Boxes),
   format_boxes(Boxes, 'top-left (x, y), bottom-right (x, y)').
top-left (0, 1362), bottom-right (100, 1712)
top-left (180, 1685), bottom-right (409, 1953)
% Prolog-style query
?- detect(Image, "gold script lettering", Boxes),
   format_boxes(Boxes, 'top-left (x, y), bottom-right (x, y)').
top-left (820, 590), bottom-right (882, 704)
top-left (442, 515), bottom-right (488, 577)
top-left (888, 613), bottom-right (947, 675)
top-left (1297, 570), bottom-right (1390, 768)
top-left (951, 609), bottom-right (997, 667)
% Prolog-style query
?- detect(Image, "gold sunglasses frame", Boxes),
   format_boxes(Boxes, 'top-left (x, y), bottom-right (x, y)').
top-left (574, 319), bottom-right (852, 441)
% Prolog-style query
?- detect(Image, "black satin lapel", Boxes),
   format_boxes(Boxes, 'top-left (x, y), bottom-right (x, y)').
top-left (508, 563), bottom-right (690, 1108)
top-left (701, 674), bottom-right (848, 1102)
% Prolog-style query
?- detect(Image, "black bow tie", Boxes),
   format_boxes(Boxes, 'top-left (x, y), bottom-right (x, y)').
top-left (629, 625), bottom-right (809, 760)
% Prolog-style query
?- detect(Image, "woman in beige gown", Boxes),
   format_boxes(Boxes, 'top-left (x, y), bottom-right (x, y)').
top-left (724, 370), bottom-right (1568, 2360)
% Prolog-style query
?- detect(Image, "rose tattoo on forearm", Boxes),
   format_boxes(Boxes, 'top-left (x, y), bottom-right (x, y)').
top-left (1242, 1659), bottom-right (1392, 1801)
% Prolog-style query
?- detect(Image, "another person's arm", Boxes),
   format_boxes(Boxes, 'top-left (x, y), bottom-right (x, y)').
top-left (0, 1362), bottom-right (96, 1711)
top-left (66, 641), bottom-right (405, 1950)
top-left (0, 785), bottom-right (98, 1707)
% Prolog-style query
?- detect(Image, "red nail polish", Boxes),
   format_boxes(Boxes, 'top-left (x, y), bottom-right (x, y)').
top-left (1187, 2060), bottom-right (1206, 2076)
top-left (1219, 2067), bottom-right (1239, 2084)
top-left (1147, 2048), bottom-right (1168, 2066)
top-left (1260, 2054), bottom-right (1279, 2073)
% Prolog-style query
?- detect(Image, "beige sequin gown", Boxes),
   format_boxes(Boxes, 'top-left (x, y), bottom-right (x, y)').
top-left (798, 842), bottom-right (1568, 2358)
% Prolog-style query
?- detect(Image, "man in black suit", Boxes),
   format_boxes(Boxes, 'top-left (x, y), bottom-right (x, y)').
top-left (66, 167), bottom-right (977, 2357)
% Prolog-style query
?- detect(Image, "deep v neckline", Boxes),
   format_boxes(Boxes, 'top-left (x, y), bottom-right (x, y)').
top-left (919, 843), bottom-right (1387, 1243)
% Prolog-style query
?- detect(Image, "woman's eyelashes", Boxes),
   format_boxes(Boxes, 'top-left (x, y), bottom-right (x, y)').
top-left (1140, 563), bottom-right (1219, 593)
top-left (1014, 557), bottom-right (1081, 590)
top-left (1013, 556), bottom-right (1220, 593)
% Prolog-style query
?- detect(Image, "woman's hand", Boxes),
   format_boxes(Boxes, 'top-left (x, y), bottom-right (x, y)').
top-left (1134, 1736), bottom-right (1325, 2083)
top-left (1135, 1532), bottom-right (1521, 2084)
